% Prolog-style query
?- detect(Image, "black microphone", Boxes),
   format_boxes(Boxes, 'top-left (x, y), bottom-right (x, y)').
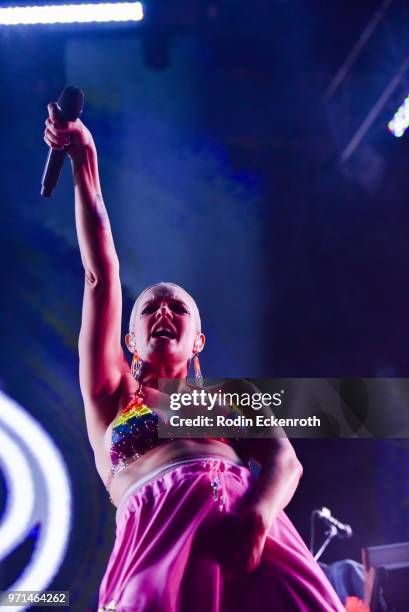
top-left (41, 86), bottom-right (84, 198)
top-left (316, 507), bottom-right (353, 539)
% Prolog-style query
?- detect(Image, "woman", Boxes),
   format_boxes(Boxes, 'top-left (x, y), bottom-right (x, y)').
top-left (44, 103), bottom-right (344, 612)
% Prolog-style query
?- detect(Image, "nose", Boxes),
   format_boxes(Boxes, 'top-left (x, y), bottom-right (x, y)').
top-left (155, 301), bottom-right (173, 319)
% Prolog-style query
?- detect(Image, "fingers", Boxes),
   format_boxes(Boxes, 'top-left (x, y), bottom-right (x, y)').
top-left (44, 102), bottom-right (91, 155)
top-left (47, 102), bottom-right (59, 123)
top-left (46, 102), bottom-right (76, 133)
top-left (45, 115), bottom-right (71, 133)
top-left (44, 118), bottom-right (71, 139)
top-left (44, 117), bottom-right (71, 149)
top-left (47, 102), bottom-right (74, 130)
top-left (221, 531), bottom-right (264, 576)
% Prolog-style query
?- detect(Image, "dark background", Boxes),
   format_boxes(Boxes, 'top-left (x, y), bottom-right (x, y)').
top-left (0, 1), bottom-right (408, 609)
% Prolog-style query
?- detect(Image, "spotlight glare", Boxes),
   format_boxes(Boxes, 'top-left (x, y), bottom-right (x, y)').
top-left (0, 2), bottom-right (143, 26)
top-left (0, 430), bottom-right (34, 560)
top-left (388, 94), bottom-right (409, 138)
top-left (0, 390), bottom-right (71, 609)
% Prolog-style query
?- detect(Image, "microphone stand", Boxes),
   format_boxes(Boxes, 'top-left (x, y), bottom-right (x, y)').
top-left (313, 524), bottom-right (338, 562)
top-left (310, 508), bottom-right (346, 561)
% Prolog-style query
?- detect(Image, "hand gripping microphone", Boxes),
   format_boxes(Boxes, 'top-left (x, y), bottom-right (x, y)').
top-left (41, 86), bottom-right (84, 197)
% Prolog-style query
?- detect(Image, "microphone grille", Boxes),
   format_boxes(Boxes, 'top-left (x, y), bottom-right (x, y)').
top-left (57, 86), bottom-right (84, 121)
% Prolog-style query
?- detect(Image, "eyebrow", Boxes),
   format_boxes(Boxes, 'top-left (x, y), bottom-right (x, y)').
top-left (141, 296), bottom-right (190, 307)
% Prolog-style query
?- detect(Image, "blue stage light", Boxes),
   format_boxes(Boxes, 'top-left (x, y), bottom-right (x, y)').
top-left (388, 95), bottom-right (409, 138)
top-left (0, 2), bottom-right (143, 26)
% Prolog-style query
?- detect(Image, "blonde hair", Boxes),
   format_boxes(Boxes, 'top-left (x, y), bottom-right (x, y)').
top-left (129, 282), bottom-right (201, 333)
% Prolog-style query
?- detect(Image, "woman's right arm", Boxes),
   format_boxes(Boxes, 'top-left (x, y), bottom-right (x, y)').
top-left (44, 104), bottom-right (128, 447)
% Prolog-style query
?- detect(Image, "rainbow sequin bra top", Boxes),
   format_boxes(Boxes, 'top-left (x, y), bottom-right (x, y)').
top-left (105, 388), bottom-right (249, 497)
top-left (106, 389), bottom-right (166, 493)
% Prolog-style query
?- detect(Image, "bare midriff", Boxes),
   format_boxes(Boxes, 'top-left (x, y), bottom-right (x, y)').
top-left (106, 438), bottom-right (242, 508)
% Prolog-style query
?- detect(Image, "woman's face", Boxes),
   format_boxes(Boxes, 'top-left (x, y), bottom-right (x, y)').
top-left (132, 285), bottom-right (203, 367)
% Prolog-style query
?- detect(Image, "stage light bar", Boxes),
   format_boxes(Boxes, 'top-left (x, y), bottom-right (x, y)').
top-left (388, 94), bottom-right (409, 138)
top-left (0, 2), bottom-right (143, 26)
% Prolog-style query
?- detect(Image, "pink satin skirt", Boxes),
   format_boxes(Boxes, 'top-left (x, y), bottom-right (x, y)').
top-left (98, 457), bottom-right (344, 612)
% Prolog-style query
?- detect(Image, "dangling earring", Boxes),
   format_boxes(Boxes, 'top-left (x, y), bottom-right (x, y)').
top-left (131, 351), bottom-right (143, 381)
top-left (126, 332), bottom-right (143, 381)
top-left (193, 353), bottom-right (203, 387)
top-left (191, 337), bottom-right (203, 387)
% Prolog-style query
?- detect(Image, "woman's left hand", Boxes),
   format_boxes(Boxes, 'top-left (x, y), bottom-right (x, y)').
top-left (216, 503), bottom-right (272, 578)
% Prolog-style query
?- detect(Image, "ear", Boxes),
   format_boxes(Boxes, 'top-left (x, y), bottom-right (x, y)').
top-left (193, 333), bottom-right (205, 354)
top-left (125, 333), bottom-right (136, 353)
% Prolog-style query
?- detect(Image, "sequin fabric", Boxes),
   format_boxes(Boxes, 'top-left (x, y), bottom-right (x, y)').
top-left (106, 393), bottom-right (171, 495)
top-left (105, 391), bottom-right (247, 498)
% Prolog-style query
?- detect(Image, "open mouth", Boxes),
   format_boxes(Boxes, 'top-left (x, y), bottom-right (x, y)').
top-left (152, 328), bottom-right (176, 339)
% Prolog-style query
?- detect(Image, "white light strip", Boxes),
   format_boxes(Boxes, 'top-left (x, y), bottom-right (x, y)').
top-left (388, 94), bottom-right (409, 138)
top-left (0, 2), bottom-right (143, 26)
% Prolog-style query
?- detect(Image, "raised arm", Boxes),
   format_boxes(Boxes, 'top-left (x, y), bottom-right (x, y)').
top-left (44, 103), bottom-right (128, 446)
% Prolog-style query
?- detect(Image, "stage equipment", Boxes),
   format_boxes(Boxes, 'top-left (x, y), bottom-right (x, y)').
top-left (310, 507), bottom-right (353, 562)
top-left (362, 541), bottom-right (409, 611)
top-left (320, 560), bottom-right (365, 605)
top-left (0, 2), bottom-right (143, 26)
top-left (340, 54), bottom-right (409, 163)
top-left (324, 0), bottom-right (394, 103)
top-left (322, 0), bottom-right (409, 171)
top-left (388, 94), bottom-right (409, 138)
top-left (41, 86), bottom-right (84, 198)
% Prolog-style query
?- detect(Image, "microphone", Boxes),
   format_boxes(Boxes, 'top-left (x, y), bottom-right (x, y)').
top-left (316, 507), bottom-right (353, 539)
top-left (41, 86), bottom-right (84, 198)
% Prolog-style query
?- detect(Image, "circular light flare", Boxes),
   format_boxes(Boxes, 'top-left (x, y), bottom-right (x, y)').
top-left (0, 430), bottom-right (35, 559)
top-left (0, 390), bottom-right (72, 609)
